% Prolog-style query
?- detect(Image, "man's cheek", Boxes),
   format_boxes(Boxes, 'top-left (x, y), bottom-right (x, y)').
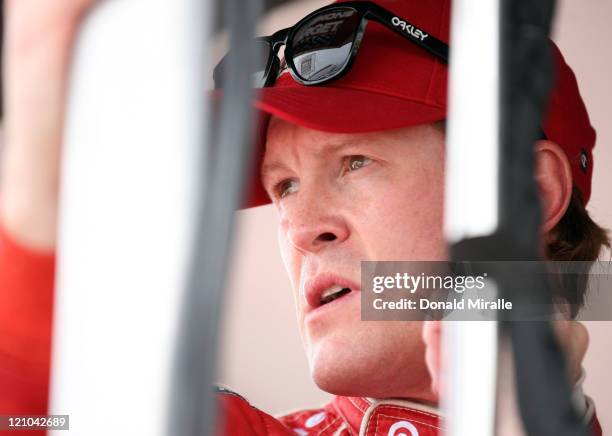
top-left (366, 207), bottom-right (445, 261)
top-left (278, 231), bottom-right (300, 287)
top-left (390, 185), bottom-right (445, 236)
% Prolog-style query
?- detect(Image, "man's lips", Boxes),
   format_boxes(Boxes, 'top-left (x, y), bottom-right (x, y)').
top-left (303, 273), bottom-right (361, 310)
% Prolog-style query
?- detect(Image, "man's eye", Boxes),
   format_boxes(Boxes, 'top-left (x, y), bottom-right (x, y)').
top-left (277, 179), bottom-right (299, 198)
top-left (346, 155), bottom-right (373, 172)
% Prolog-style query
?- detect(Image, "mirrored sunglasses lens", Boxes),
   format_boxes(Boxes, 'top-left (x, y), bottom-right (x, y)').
top-left (290, 8), bottom-right (359, 82)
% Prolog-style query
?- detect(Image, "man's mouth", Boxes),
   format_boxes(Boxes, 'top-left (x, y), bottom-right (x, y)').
top-left (319, 285), bottom-right (352, 305)
top-left (304, 273), bottom-right (360, 309)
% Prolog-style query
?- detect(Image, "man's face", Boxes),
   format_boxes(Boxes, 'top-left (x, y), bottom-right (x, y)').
top-left (262, 116), bottom-right (447, 402)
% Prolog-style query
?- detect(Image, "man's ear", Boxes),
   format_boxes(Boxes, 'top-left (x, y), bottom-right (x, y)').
top-left (534, 140), bottom-right (573, 235)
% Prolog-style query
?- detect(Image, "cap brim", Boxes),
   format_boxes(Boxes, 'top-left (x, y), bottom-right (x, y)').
top-left (239, 86), bottom-right (446, 208)
top-left (255, 85), bottom-right (446, 134)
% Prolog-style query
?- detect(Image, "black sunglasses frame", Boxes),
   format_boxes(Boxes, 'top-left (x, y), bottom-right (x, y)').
top-left (214, 1), bottom-right (449, 89)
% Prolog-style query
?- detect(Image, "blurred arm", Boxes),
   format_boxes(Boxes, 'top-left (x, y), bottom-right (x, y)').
top-left (0, 222), bottom-right (54, 427)
top-left (0, 0), bottom-right (92, 429)
top-left (1, 0), bottom-right (94, 249)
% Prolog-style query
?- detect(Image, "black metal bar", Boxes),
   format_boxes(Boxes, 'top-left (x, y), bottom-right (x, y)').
top-left (213, 0), bottom-right (297, 33)
top-left (167, 0), bottom-right (263, 434)
top-left (450, 0), bottom-right (589, 434)
top-left (499, 0), bottom-right (588, 434)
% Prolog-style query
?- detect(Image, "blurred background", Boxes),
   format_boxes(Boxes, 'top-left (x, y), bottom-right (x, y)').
top-left (216, 0), bottom-right (612, 427)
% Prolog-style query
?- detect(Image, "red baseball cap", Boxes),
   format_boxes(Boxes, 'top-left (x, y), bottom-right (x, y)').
top-left (242, 0), bottom-right (596, 208)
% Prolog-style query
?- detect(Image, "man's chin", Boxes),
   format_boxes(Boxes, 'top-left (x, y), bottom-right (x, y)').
top-left (304, 324), bottom-right (435, 401)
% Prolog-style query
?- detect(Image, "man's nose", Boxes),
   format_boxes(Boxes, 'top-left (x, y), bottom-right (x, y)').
top-left (283, 195), bottom-right (350, 254)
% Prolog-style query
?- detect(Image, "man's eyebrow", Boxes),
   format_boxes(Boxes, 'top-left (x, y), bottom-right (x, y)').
top-left (260, 161), bottom-right (289, 186)
top-left (260, 140), bottom-right (369, 183)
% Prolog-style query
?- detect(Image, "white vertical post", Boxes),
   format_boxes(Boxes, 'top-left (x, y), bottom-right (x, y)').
top-left (445, 0), bottom-right (500, 243)
top-left (49, 0), bottom-right (210, 434)
top-left (444, 0), bottom-right (501, 434)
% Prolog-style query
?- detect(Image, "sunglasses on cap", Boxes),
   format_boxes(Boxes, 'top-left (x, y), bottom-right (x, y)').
top-left (213, 1), bottom-right (449, 88)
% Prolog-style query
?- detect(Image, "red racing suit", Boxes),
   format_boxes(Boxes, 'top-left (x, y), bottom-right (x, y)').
top-left (0, 223), bottom-right (603, 435)
top-left (219, 392), bottom-right (443, 435)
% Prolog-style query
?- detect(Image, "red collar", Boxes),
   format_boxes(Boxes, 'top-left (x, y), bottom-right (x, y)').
top-left (329, 396), bottom-right (442, 435)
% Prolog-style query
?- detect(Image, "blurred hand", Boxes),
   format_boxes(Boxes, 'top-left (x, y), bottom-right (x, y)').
top-left (1, 0), bottom-right (96, 249)
top-left (553, 319), bottom-right (589, 385)
top-left (421, 319), bottom-right (589, 397)
top-left (422, 320), bottom-right (443, 396)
